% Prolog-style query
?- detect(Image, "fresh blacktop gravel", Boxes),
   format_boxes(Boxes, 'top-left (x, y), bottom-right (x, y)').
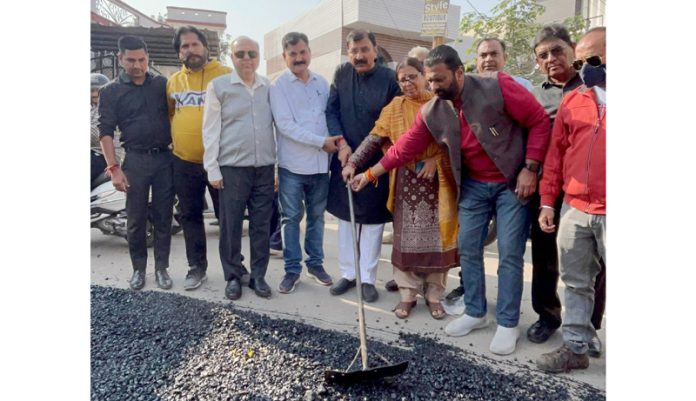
top-left (91, 286), bottom-right (605, 401)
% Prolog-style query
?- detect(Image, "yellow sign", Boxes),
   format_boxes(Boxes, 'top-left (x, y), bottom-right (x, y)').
top-left (421, 0), bottom-right (450, 37)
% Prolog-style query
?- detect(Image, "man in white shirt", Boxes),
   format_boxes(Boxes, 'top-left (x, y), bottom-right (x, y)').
top-left (202, 36), bottom-right (276, 300)
top-left (270, 32), bottom-right (342, 294)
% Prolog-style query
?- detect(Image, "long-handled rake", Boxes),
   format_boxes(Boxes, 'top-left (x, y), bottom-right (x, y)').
top-left (323, 184), bottom-right (408, 384)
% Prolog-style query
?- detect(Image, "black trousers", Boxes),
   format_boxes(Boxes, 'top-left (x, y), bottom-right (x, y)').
top-left (173, 156), bottom-right (219, 271)
top-left (529, 191), bottom-right (606, 329)
top-left (91, 150), bottom-right (107, 183)
top-left (209, 185), bottom-right (220, 219)
top-left (219, 165), bottom-right (274, 281)
top-left (122, 151), bottom-right (174, 271)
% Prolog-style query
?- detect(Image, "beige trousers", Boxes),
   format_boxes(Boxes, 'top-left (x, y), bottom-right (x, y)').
top-left (393, 267), bottom-right (447, 302)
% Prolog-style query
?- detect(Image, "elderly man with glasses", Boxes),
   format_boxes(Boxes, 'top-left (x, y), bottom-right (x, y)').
top-left (202, 36), bottom-right (276, 300)
top-left (525, 24), bottom-right (606, 359)
top-left (535, 27), bottom-right (607, 373)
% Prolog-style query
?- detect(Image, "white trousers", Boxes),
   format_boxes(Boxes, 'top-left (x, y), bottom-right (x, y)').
top-left (337, 219), bottom-right (384, 285)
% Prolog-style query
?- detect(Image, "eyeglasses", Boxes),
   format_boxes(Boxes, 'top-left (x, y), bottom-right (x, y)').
top-left (398, 73), bottom-right (419, 85)
top-left (573, 55), bottom-right (603, 70)
top-left (535, 45), bottom-right (565, 61)
top-left (234, 50), bottom-right (258, 59)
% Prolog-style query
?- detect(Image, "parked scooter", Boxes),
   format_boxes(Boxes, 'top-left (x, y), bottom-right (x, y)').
top-left (91, 173), bottom-right (181, 247)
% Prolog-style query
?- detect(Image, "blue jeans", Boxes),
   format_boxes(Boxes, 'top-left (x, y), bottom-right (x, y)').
top-left (278, 168), bottom-right (330, 274)
top-left (458, 178), bottom-right (530, 327)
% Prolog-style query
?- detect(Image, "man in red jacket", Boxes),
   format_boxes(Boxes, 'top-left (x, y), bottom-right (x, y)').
top-left (535, 27), bottom-right (606, 373)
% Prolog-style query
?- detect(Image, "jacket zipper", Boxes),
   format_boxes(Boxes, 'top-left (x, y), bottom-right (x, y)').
top-left (584, 103), bottom-right (605, 212)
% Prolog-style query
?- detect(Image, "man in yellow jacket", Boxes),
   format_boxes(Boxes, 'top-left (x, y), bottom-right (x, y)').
top-left (167, 26), bottom-right (232, 290)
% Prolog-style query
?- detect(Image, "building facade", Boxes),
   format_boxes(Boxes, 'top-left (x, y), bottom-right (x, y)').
top-left (165, 6), bottom-right (227, 39)
top-left (537, 0), bottom-right (606, 29)
top-left (264, 0), bottom-right (461, 80)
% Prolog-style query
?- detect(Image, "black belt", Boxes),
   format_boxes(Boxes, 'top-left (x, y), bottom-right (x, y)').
top-left (125, 147), bottom-right (170, 154)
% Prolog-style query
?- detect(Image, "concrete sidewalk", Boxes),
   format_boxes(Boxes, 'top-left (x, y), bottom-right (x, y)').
top-left (90, 212), bottom-right (605, 391)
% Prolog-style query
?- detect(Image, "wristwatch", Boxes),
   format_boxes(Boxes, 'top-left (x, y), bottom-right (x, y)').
top-left (524, 162), bottom-right (540, 173)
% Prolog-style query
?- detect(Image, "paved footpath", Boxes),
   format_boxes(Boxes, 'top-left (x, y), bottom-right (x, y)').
top-left (91, 212), bottom-right (605, 391)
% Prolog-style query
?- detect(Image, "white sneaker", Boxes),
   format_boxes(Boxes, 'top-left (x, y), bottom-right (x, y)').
top-left (445, 314), bottom-right (488, 336)
top-left (489, 325), bottom-right (520, 355)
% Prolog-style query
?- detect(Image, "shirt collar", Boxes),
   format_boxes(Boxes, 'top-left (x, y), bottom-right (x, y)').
top-left (118, 71), bottom-right (152, 85)
top-left (229, 69), bottom-right (267, 89)
top-left (540, 72), bottom-right (582, 91)
top-left (286, 69), bottom-right (317, 83)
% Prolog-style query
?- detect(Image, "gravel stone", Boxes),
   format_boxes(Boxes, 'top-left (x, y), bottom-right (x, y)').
top-left (91, 286), bottom-right (605, 401)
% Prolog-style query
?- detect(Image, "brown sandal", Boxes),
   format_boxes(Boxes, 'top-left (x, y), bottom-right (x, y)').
top-left (425, 300), bottom-right (446, 320)
top-left (393, 300), bottom-right (417, 319)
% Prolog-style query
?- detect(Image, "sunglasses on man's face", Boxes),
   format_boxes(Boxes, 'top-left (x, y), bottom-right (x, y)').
top-left (234, 50), bottom-right (258, 59)
top-left (535, 45), bottom-right (565, 61)
top-left (573, 55), bottom-right (603, 70)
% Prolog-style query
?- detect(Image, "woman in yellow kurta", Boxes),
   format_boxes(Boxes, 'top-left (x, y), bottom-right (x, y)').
top-left (343, 57), bottom-right (459, 319)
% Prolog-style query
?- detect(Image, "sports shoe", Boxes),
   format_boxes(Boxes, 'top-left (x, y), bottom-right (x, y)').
top-left (445, 314), bottom-right (488, 337)
top-left (306, 266), bottom-right (333, 286)
top-left (278, 273), bottom-right (301, 294)
top-left (184, 268), bottom-right (207, 291)
top-left (536, 345), bottom-right (590, 373)
top-left (489, 325), bottom-right (520, 355)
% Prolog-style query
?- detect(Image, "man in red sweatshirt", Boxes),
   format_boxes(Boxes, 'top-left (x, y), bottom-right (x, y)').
top-left (535, 27), bottom-right (606, 373)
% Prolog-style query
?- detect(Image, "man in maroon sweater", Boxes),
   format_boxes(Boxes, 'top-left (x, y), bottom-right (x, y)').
top-left (351, 45), bottom-right (550, 355)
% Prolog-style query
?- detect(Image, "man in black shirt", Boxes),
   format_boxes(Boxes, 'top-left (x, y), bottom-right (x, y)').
top-left (325, 29), bottom-right (401, 302)
top-left (99, 35), bottom-right (175, 291)
top-left (526, 24), bottom-right (606, 358)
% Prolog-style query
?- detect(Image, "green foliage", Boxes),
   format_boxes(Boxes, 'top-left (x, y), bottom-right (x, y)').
top-left (219, 33), bottom-right (233, 66)
top-left (459, 0), bottom-right (586, 84)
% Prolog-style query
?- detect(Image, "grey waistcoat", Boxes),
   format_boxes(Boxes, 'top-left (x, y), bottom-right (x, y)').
top-left (421, 72), bottom-right (527, 202)
top-left (211, 74), bottom-right (276, 168)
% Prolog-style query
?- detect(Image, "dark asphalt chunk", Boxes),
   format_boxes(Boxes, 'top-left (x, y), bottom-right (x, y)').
top-left (91, 286), bottom-right (605, 401)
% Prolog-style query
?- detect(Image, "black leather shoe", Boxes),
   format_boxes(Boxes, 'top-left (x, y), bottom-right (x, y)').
top-left (129, 270), bottom-right (146, 291)
top-left (225, 278), bottom-right (242, 300)
top-left (445, 285), bottom-right (465, 301)
top-left (588, 334), bottom-right (602, 358)
top-left (527, 319), bottom-right (559, 344)
top-left (155, 269), bottom-right (173, 290)
top-left (330, 278), bottom-right (356, 295)
top-left (384, 280), bottom-right (398, 292)
top-left (362, 283), bottom-right (379, 303)
top-left (249, 277), bottom-right (272, 298)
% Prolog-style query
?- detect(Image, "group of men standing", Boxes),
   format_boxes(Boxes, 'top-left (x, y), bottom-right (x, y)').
top-left (444, 25), bottom-right (606, 370)
top-left (94, 22), bottom-right (606, 373)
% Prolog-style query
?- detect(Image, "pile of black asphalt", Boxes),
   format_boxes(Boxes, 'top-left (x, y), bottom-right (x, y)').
top-left (91, 286), bottom-right (605, 401)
